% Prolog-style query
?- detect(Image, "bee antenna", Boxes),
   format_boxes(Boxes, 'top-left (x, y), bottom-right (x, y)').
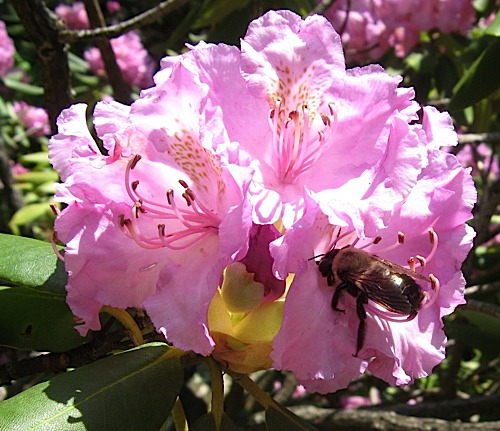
top-left (308, 253), bottom-right (325, 261)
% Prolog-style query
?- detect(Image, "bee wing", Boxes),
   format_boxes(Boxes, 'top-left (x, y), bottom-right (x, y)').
top-left (371, 255), bottom-right (430, 284)
top-left (344, 268), bottom-right (414, 315)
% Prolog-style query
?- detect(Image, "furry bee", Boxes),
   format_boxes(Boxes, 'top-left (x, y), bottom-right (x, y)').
top-left (317, 246), bottom-right (427, 357)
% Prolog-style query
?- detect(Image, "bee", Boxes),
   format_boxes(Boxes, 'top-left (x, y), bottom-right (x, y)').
top-left (317, 246), bottom-right (428, 357)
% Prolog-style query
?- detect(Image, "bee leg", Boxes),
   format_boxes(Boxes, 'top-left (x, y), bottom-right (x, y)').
top-left (354, 294), bottom-right (368, 357)
top-left (331, 282), bottom-right (348, 312)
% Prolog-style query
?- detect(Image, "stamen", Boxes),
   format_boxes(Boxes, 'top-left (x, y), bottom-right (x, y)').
top-left (415, 255), bottom-right (426, 268)
top-left (51, 231), bottom-right (65, 262)
top-left (130, 154), bottom-right (142, 169)
top-left (357, 236), bottom-right (383, 250)
top-left (419, 274), bottom-right (440, 311)
top-left (123, 219), bottom-right (163, 249)
top-left (122, 155), bottom-right (220, 251)
top-left (398, 231), bottom-right (405, 244)
top-left (407, 257), bottom-right (416, 272)
top-left (158, 224), bottom-right (165, 237)
top-left (50, 204), bottom-right (60, 216)
top-left (426, 228), bottom-right (438, 262)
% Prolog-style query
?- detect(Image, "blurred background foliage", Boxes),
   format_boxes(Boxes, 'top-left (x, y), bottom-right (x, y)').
top-left (0, 0), bottom-right (499, 429)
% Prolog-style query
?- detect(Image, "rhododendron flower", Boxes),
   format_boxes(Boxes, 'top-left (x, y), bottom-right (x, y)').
top-left (55, 2), bottom-right (90, 30)
top-left (50, 9), bottom-right (476, 392)
top-left (323, 0), bottom-right (475, 62)
top-left (159, 11), bottom-right (420, 229)
top-left (49, 61), bottom-right (253, 355)
top-left (0, 20), bottom-right (15, 78)
top-left (270, 106), bottom-right (476, 393)
top-left (13, 101), bottom-right (50, 137)
top-left (84, 31), bottom-right (155, 89)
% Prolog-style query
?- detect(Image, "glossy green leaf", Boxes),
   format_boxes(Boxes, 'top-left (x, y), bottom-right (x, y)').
top-left (0, 234), bottom-right (67, 293)
top-left (448, 39), bottom-right (500, 110)
top-left (0, 343), bottom-right (184, 431)
top-left (266, 405), bottom-right (318, 431)
top-left (0, 285), bottom-right (83, 351)
top-left (0, 235), bottom-right (78, 350)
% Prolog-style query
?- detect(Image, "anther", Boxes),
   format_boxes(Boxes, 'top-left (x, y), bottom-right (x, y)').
top-left (130, 154), bottom-right (142, 169)
top-left (416, 255), bottom-right (426, 268)
top-left (118, 214), bottom-right (126, 227)
top-left (373, 236), bottom-right (382, 245)
top-left (50, 204), bottom-right (60, 216)
top-left (398, 232), bottom-right (405, 244)
top-left (158, 224), bottom-right (165, 237)
top-left (179, 179), bottom-right (189, 189)
top-left (166, 189), bottom-right (174, 205)
top-left (185, 188), bottom-right (195, 201)
top-left (429, 228), bottom-right (436, 243)
top-left (182, 192), bottom-right (192, 206)
top-left (131, 180), bottom-right (139, 191)
top-left (321, 113), bottom-right (331, 126)
top-left (407, 257), bottom-right (416, 272)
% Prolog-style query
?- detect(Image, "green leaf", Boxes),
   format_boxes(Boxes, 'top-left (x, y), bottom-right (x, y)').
top-left (485, 12), bottom-right (500, 37)
top-left (0, 343), bottom-right (184, 431)
top-left (8, 203), bottom-right (53, 234)
top-left (2, 77), bottom-right (44, 95)
top-left (19, 152), bottom-right (51, 166)
top-left (0, 235), bottom-right (78, 350)
top-left (0, 234), bottom-right (67, 293)
top-left (266, 405), bottom-right (318, 431)
top-left (448, 39), bottom-right (500, 110)
top-left (0, 285), bottom-right (83, 351)
top-left (14, 170), bottom-right (59, 185)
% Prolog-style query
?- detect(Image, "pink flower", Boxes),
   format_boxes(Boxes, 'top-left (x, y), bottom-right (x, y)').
top-left (323, 0), bottom-right (475, 62)
top-left (84, 31), bottom-right (155, 89)
top-left (50, 10), bottom-right (476, 390)
top-left (106, 1), bottom-right (121, 14)
top-left (13, 101), bottom-right (50, 137)
top-left (0, 20), bottom-right (15, 77)
top-left (55, 2), bottom-right (90, 30)
top-left (269, 106), bottom-right (476, 393)
top-left (161, 11), bottom-right (419, 229)
top-left (49, 61), bottom-right (253, 355)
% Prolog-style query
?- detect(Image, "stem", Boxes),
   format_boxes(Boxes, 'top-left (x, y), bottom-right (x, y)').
top-left (83, 0), bottom-right (132, 103)
top-left (59, 0), bottom-right (190, 43)
top-left (100, 306), bottom-right (144, 345)
top-left (171, 397), bottom-right (188, 431)
top-left (226, 371), bottom-right (279, 410)
top-left (207, 357), bottom-right (224, 430)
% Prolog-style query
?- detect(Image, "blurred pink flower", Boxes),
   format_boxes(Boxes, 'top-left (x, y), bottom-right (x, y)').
top-left (0, 20), bottom-right (15, 77)
top-left (84, 31), bottom-right (155, 89)
top-left (106, 1), bottom-right (121, 14)
top-left (323, 0), bottom-right (475, 62)
top-left (13, 101), bottom-right (50, 137)
top-left (55, 2), bottom-right (90, 30)
top-left (49, 61), bottom-right (254, 355)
